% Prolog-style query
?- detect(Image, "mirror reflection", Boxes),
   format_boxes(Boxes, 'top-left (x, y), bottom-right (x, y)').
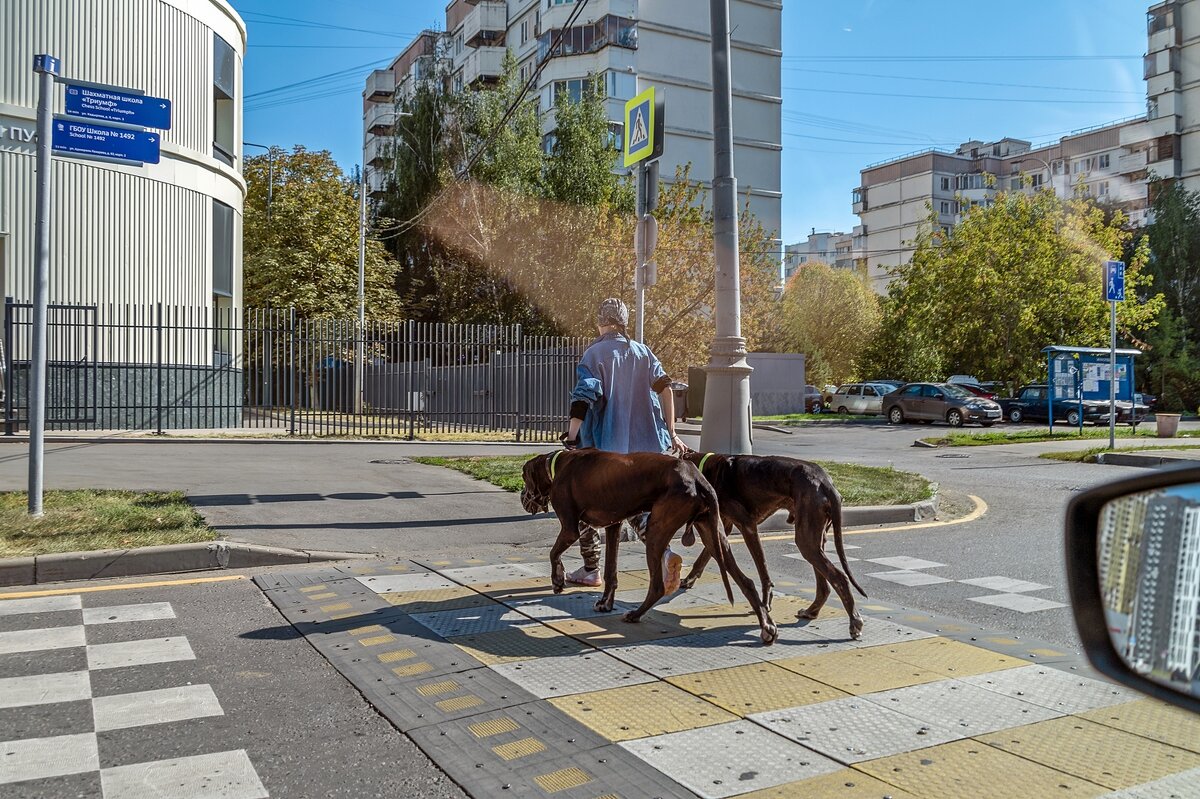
top-left (1099, 484), bottom-right (1200, 698)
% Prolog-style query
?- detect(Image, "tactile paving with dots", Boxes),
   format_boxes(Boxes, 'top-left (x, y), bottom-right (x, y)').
top-left (548, 681), bottom-right (739, 741)
top-left (976, 716), bottom-right (1200, 790)
top-left (546, 613), bottom-right (695, 648)
top-left (854, 738), bottom-right (1108, 799)
top-left (603, 632), bottom-right (767, 677)
top-left (448, 624), bottom-right (593, 666)
top-left (772, 648), bottom-right (945, 695)
top-left (732, 768), bottom-right (919, 798)
top-left (410, 602), bottom-right (532, 638)
top-left (875, 637), bottom-right (1027, 678)
top-left (498, 592), bottom-right (641, 621)
top-left (433, 563), bottom-right (549, 585)
top-left (365, 666), bottom-right (540, 733)
top-left (666, 661), bottom-right (849, 716)
top-left (354, 571), bottom-right (461, 594)
top-left (380, 585), bottom-right (496, 614)
top-left (1079, 699), bottom-right (1200, 755)
top-left (490, 650), bottom-right (657, 699)
top-left (961, 664), bottom-right (1137, 715)
top-left (862, 679), bottom-right (1063, 735)
top-left (620, 719), bottom-right (843, 799)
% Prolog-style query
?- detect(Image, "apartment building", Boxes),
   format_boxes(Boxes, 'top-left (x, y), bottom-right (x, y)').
top-left (362, 0), bottom-right (783, 246)
top-left (848, 0), bottom-right (1199, 290)
top-left (782, 228), bottom-right (869, 281)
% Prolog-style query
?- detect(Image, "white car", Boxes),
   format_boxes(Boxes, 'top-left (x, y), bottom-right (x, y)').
top-left (828, 382), bottom-right (893, 415)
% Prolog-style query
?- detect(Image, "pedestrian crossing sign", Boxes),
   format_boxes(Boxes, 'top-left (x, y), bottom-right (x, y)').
top-left (624, 86), bottom-right (659, 167)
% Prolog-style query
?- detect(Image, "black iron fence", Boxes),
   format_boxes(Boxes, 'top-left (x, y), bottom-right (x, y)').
top-left (3, 299), bottom-right (588, 441)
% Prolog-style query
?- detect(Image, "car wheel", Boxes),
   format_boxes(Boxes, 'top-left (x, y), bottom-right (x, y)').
top-left (1067, 410), bottom-right (1081, 426)
top-left (888, 406), bottom-right (904, 424)
top-left (837, 406), bottom-right (848, 415)
top-left (947, 409), bottom-right (964, 427)
top-left (1008, 408), bottom-right (1023, 423)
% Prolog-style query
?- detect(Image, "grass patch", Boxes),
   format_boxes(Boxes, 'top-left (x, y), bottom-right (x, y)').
top-left (753, 413), bottom-right (868, 424)
top-left (0, 490), bottom-right (216, 558)
top-left (1040, 443), bottom-right (1200, 463)
top-left (921, 427), bottom-right (1200, 448)
top-left (413, 456), bottom-right (933, 507)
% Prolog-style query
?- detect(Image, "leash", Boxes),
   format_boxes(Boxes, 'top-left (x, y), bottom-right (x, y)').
top-left (698, 452), bottom-right (715, 472)
top-left (549, 450), bottom-right (563, 481)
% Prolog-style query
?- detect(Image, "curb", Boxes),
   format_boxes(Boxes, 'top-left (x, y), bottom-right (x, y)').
top-left (756, 494), bottom-right (940, 532)
top-left (1096, 451), bottom-right (1196, 468)
top-left (0, 541), bottom-right (367, 588)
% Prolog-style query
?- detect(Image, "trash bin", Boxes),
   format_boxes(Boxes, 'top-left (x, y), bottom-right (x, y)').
top-left (1156, 413), bottom-right (1181, 438)
top-left (670, 381), bottom-right (688, 422)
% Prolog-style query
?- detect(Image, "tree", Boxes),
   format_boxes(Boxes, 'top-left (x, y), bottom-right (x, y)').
top-left (862, 189), bottom-right (1164, 388)
top-left (243, 146), bottom-right (400, 320)
top-left (777, 262), bottom-right (881, 386)
top-left (1141, 179), bottom-right (1200, 410)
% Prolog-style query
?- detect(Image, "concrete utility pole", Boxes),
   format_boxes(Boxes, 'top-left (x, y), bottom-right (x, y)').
top-left (699, 0), bottom-right (753, 455)
top-left (356, 164), bottom-right (366, 416)
top-left (28, 54), bottom-right (59, 517)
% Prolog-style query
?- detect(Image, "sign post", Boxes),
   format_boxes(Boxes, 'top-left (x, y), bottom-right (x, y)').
top-left (28, 54), bottom-right (60, 517)
top-left (624, 86), bottom-right (664, 343)
top-left (1105, 260), bottom-right (1126, 450)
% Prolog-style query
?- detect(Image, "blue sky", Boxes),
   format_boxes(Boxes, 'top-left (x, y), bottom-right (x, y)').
top-left (232, 1), bottom-right (1147, 245)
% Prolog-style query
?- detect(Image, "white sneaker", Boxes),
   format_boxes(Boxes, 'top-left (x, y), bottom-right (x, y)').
top-left (566, 566), bottom-right (601, 587)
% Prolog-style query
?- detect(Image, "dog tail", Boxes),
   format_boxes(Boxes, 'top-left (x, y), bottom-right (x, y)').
top-left (828, 486), bottom-right (867, 598)
top-left (694, 483), bottom-right (735, 606)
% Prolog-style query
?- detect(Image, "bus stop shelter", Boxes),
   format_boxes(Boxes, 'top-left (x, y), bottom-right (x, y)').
top-left (1042, 345), bottom-right (1141, 432)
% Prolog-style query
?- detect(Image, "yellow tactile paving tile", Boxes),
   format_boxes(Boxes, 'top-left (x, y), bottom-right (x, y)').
top-left (319, 602), bottom-right (352, 613)
top-left (774, 649), bottom-right (945, 695)
top-left (478, 577), bottom-right (597, 600)
top-left (307, 592), bottom-right (337, 600)
top-left (874, 637), bottom-right (1027, 678)
top-left (549, 682), bottom-right (737, 742)
top-left (379, 585), bottom-right (495, 614)
top-left (625, 568), bottom-right (722, 587)
top-left (448, 625), bottom-right (592, 665)
top-left (671, 606), bottom-right (761, 632)
top-left (492, 736), bottom-right (547, 761)
top-left (734, 768), bottom-right (919, 799)
top-left (856, 739), bottom-right (1108, 799)
top-left (1080, 699), bottom-right (1200, 755)
top-left (299, 585), bottom-right (327, 593)
top-left (533, 766), bottom-right (594, 793)
top-left (546, 612), bottom-right (692, 647)
top-left (977, 717), bottom-right (1200, 790)
top-left (666, 661), bottom-right (849, 716)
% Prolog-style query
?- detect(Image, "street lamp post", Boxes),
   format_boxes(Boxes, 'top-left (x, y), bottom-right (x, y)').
top-left (699, 0), bottom-right (753, 455)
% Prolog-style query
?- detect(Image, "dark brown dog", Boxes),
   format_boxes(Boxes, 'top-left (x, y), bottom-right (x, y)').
top-left (520, 449), bottom-right (778, 644)
top-left (679, 452), bottom-right (866, 640)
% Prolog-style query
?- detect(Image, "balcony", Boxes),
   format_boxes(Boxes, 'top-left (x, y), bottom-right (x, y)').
top-left (462, 46), bottom-right (505, 85)
top-left (1118, 182), bottom-right (1149, 203)
top-left (1118, 151), bottom-right (1148, 174)
top-left (364, 104), bottom-right (397, 136)
top-left (464, 1), bottom-right (506, 48)
top-left (364, 136), bottom-right (390, 169)
top-left (851, 188), bottom-right (866, 214)
top-left (364, 70), bottom-right (395, 103)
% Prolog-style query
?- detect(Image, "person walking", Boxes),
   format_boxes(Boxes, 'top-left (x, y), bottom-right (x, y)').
top-left (560, 298), bottom-right (689, 591)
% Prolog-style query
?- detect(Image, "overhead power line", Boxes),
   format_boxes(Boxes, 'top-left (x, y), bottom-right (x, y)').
top-left (783, 66), bottom-right (1144, 96)
top-left (246, 58), bottom-right (392, 101)
top-left (240, 11), bottom-right (417, 39)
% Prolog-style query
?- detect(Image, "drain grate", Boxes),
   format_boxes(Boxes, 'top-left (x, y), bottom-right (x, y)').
top-left (370, 458), bottom-right (411, 464)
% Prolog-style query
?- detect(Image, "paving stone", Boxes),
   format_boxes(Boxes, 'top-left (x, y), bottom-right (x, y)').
top-left (604, 632), bottom-right (766, 677)
top-left (962, 665), bottom-right (1137, 715)
top-left (1080, 699), bottom-right (1200, 755)
top-left (773, 649), bottom-right (944, 695)
top-left (864, 679), bottom-right (1063, 735)
top-left (491, 650), bottom-right (656, 699)
top-left (666, 661), bottom-right (848, 716)
top-left (549, 682), bottom-right (738, 741)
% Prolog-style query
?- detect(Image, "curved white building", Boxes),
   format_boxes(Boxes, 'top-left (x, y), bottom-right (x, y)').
top-left (0, 0), bottom-right (245, 310)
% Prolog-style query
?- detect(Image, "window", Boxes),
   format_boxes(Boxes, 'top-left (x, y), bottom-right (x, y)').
top-left (1052, 160), bottom-right (1064, 175)
top-left (605, 70), bottom-right (636, 101)
top-left (863, 386), bottom-right (877, 397)
top-left (940, 176), bottom-right (950, 191)
top-left (212, 34), bottom-right (236, 166)
top-left (1031, 173), bottom-right (1044, 188)
top-left (900, 385), bottom-right (922, 397)
top-left (538, 14), bottom-right (636, 63)
top-left (549, 0), bottom-right (576, 5)
top-left (852, 187), bottom-right (866, 208)
top-left (455, 34), bottom-right (463, 56)
top-left (212, 200), bottom-right (234, 300)
top-left (940, 200), bottom-right (952, 215)
top-left (1099, 153), bottom-right (1111, 170)
top-left (1097, 181), bottom-right (1110, 197)
top-left (520, 19), bottom-right (530, 45)
top-left (1009, 178), bottom-right (1022, 191)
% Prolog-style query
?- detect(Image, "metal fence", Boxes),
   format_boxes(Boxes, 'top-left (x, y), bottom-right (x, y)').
top-left (3, 299), bottom-right (588, 441)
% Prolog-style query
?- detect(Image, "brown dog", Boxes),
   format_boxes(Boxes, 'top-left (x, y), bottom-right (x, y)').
top-left (520, 449), bottom-right (778, 644)
top-left (679, 452), bottom-right (866, 640)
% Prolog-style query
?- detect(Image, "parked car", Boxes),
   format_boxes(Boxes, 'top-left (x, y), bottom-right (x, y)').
top-left (1134, 392), bottom-right (1158, 412)
top-left (999, 384), bottom-right (1110, 426)
top-left (955, 382), bottom-right (1000, 402)
top-left (884, 382), bottom-right (1003, 427)
top-left (946, 374), bottom-right (981, 386)
top-left (820, 384), bottom-right (838, 405)
top-left (828, 382), bottom-right (892, 416)
top-left (869, 378), bottom-right (906, 394)
top-left (803, 384), bottom-right (825, 413)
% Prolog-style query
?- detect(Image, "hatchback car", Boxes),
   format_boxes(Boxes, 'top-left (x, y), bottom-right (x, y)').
top-left (828, 382), bottom-right (892, 416)
top-left (884, 382), bottom-right (1003, 427)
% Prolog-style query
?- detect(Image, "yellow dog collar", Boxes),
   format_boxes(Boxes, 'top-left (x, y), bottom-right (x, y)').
top-left (698, 452), bottom-right (715, 472)
top-left (549, 450), bottom-right (563, 481)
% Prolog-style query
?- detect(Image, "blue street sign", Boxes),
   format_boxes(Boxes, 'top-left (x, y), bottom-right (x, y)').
top-left (1105, 260), bottom-right (1126, 302)
top-left (33, 54), bottom-right (61, 75)
top-left (63, 83), bottom-right (172, 130)
top-left (52, 118), bottom-right (160, 164)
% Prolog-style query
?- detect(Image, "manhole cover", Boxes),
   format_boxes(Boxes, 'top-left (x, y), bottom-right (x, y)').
top-left (369, 458), bottom-right (411, 465)
top-left (935, 453), bottom-right (970, 458)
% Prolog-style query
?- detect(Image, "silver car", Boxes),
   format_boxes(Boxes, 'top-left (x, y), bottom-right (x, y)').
top-left (828, 382), bottom-right (892, 416)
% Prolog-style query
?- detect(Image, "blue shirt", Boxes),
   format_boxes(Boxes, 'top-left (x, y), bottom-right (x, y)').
top-left (571, 332), bottom-right (672, 454)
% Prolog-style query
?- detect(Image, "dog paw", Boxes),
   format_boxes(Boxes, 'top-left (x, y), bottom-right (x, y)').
top-left (849, 616), bottom-right (864, 641)
top-left (621, 611), bottom-right (642, 624)
top-left (760, 623), bottom-right (778, 646)
top-left (594, 599), bottom-right (614, 613)
top-left (552, 582), bottom-right (565, 595)
top-left (679, 577), bottom-right (696, 591)
top-left (796, 607), bottom-right (819, 620)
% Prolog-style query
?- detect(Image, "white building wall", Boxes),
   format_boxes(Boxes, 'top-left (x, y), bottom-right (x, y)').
top-left (0, 0), bottom-right (246, 308)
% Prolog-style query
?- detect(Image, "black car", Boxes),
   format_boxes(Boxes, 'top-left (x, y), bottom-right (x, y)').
top-left (1000, 384), bottom-right (1111, 426)
top-left (803, 384), bottom-right (825, 413)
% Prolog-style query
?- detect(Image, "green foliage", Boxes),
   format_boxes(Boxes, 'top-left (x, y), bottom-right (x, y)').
top-left (243, 146), bottom-right (401, 320)
top-left (777, 262), bottom-right (881, 385)
top-left (862, 190), bottom-right (1164, 387)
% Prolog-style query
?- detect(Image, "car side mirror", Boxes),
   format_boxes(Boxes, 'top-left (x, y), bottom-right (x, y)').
top-left (1065, 465), bottom-right (1200, 714)
top-left (933, 392), bottom-right (944, 399)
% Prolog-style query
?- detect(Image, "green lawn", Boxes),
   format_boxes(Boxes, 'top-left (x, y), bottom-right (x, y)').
top-left (752, 413), bottom-right (870, 424)
top-left (0, 490), bottom-right (217, 558)
top-left (921, 427), bottom-right (1200, 448)
top-left (413, 455), bottom-right (933, 507)
top-left (1040, 443), bottom-right (1200, 463)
